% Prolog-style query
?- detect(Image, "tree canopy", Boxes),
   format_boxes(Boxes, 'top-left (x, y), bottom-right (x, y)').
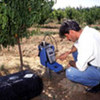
top-left (0, 0), bottom-right (54, 47)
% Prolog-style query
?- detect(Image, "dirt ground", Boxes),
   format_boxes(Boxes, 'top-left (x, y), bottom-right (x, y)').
top-left (0, 23), bottom-right (100, 100)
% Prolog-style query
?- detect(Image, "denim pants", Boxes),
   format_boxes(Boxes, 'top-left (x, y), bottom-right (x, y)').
top-left (66, 51), bottom-right (100, 87)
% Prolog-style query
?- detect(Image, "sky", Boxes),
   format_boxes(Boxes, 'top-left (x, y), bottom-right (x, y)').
top-left (52, 0), bottom-right (100, 9)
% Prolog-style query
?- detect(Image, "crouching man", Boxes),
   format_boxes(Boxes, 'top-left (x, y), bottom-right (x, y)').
top-left (57, 20), bottom-right (100, 93)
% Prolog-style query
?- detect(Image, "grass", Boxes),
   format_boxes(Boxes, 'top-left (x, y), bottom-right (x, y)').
top-left (29, 30), bottom-right (58, 36)
top-left (0, 65), bottom-right (9, 75)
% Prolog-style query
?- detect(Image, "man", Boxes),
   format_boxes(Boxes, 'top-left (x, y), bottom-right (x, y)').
top-left (57, 20), bottom-right (100, 93)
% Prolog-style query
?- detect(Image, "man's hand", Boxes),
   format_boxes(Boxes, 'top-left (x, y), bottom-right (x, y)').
top-left (56, 46), bottom-right (77, 61)
top-left (67, 60), bottom-right (76, 68)
top-left (56, 51), bottom-right (70, 61)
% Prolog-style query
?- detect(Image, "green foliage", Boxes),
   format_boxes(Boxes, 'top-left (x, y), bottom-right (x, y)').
top-left (65, 7), bottom-right (84, 23)
top-left (92, 26), bottom-right (100, 30)
top-left (84, 7), bottom-right (100, 25)
top-left (37, 0), bottom-right (54, 24)
top-left (51, 6), bottom-right (100, 25)
top-left (0, 0), bottom-right (54, 47)
top-left (55, 9), bottom-right (65, 23)
top-left (50, 9), bottom-right (65, 23)
top-left (84, 10), bottom-right (94, 25)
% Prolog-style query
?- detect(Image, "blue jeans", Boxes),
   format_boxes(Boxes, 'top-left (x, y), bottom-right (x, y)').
top-left (66, 51), bottom-right (100, 87)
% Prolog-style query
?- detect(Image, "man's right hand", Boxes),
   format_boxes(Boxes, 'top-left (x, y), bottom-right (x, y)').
top-left (56, 51), bottom-right (70, 61)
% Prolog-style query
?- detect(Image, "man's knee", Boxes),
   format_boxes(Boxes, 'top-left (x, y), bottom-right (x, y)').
top-left (66, 67), bottom-right (78, 81)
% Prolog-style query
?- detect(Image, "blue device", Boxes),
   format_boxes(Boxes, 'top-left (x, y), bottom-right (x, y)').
top-left (38, 41), bottom-right (63, 73)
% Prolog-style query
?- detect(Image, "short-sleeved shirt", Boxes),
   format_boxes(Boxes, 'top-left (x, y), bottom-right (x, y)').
top-left (74, 26), bottom-right (100, 71)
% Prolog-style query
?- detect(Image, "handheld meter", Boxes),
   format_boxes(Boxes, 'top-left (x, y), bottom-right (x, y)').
top-left (38, 41), bottom-right (63, 73)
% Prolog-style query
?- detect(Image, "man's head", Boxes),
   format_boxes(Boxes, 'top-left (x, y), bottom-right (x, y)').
top-left (59, 20), bottom-right (81, 42)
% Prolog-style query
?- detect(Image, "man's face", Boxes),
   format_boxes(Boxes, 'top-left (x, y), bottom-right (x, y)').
top-left (65, 30), bottom-right (77, 42)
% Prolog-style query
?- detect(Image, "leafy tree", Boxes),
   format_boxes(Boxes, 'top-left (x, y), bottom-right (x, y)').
top-left (82, 7), bottom-right (100, 25)
top-left (84, 8), bottom-right (95, 25)
top-left (65, 7), bottom-right (73, 20)
top-left (51, 6), bottom-right (100, 25)
top-left (52, 9), bottom-right (65, 23)
top-left (37, 0), bottom-right (54, 24)
top-left (0, 0), bottom-right (54, 70)
top-left (65, 7), bottom-right (83, 24)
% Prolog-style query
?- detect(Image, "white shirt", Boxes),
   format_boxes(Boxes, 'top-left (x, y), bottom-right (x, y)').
top-left (74, 26), bottom-right (100, 71)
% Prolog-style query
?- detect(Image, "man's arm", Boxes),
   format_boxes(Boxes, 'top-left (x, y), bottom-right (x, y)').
top-left (56, 45), bottom-right (77, 61)
top-left (69, 45), bottom-right (77, 54)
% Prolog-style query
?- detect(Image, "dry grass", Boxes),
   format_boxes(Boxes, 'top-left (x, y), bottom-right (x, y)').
top-left (0, 23), bottom-right (100, 100)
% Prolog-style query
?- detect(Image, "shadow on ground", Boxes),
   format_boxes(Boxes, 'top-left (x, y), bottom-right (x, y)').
top-left (0, 65), bottom-right (100, 100)
top-left (69, 92), bottom-right (100, 100)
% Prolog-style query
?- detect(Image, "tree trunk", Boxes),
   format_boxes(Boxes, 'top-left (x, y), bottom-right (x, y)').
top-left (17, 37), bottom-right (23, 71)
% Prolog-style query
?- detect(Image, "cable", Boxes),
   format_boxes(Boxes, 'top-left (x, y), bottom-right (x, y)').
top-left (43, 33), bottom-right (58, 54)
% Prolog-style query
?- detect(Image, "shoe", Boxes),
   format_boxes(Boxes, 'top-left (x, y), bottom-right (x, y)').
top-left (85, 83), bottom-right (100, 93)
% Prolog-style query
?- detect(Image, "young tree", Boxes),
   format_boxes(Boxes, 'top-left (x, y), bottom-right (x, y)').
top-left (51, 9), bottom-right (65, 23)
top-left (0, 0), bottom-right (54, 70)
top-left (37, 0), bottom-right (54, 24)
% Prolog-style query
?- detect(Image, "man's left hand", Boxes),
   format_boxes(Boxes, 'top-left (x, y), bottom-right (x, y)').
top-left (67, 60), bottom-right (76, 68)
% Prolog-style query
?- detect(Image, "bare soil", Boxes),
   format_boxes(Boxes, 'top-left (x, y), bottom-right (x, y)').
top-left (0, 23), bottom-right (100, 100)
